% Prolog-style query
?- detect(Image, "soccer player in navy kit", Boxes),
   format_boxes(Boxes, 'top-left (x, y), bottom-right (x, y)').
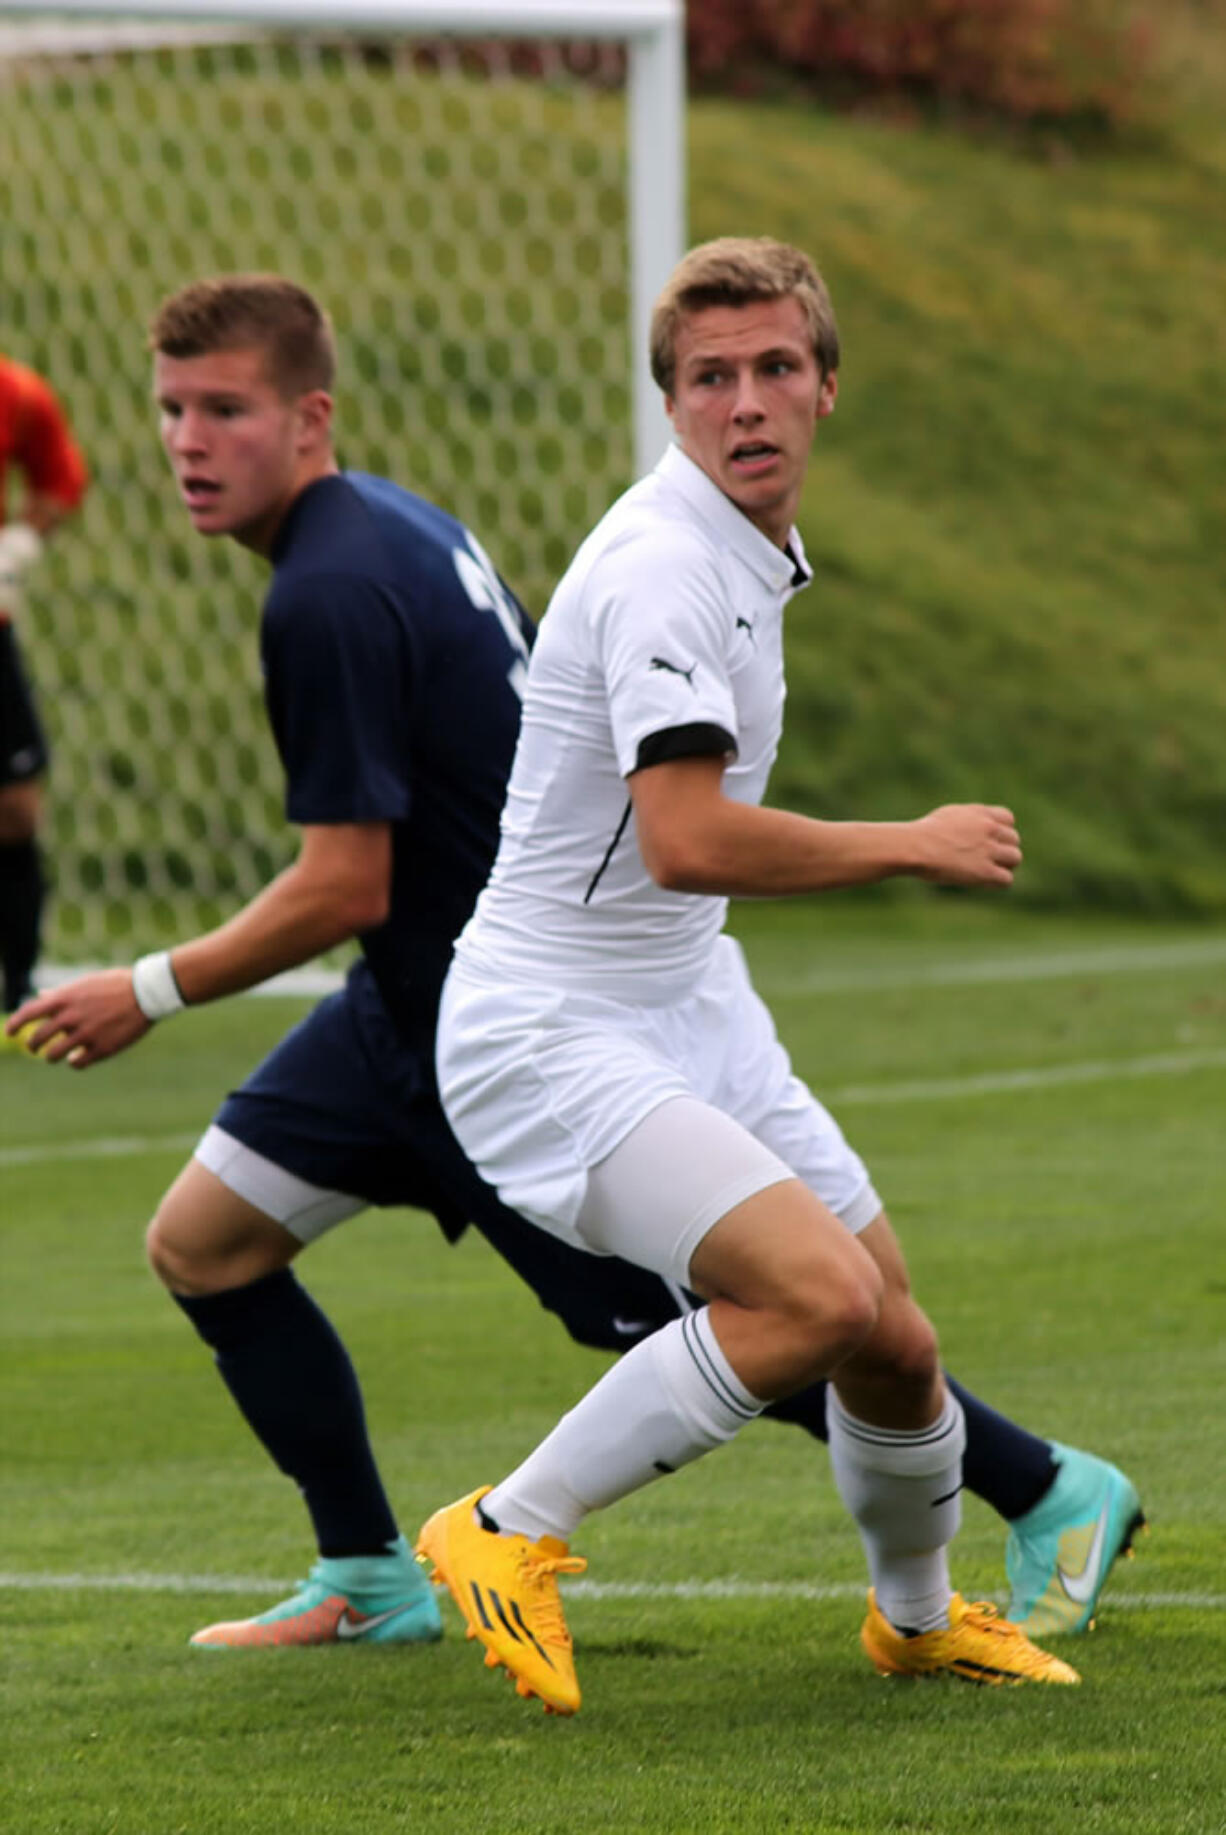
top-left (11, 273), bottom-right (1138, 1654)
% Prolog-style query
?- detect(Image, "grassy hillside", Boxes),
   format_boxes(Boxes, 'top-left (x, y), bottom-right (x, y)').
top-left (686, 76), bottom-right (1226, 910)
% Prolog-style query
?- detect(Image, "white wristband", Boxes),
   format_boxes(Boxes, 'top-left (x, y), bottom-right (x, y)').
top-left (131, 951), bottom-right (186, 1021)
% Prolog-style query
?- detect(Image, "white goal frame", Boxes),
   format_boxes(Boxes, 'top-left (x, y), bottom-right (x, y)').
top-left (0, 0), bottom-right (685, 478)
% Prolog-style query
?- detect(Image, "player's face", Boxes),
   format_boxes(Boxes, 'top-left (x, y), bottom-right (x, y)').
top-left (154, 346), bottom-right (331, 555)
top-left (665, 296), bottom-right (836, 547)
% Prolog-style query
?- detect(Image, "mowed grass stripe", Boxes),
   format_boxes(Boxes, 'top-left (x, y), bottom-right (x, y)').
top-left (5, 1043), bottom-right (1225, 1168)
top-left (757, 933), bottom-right (1226, 997)
top-left (38, 929), bottom-right (1226, 1002)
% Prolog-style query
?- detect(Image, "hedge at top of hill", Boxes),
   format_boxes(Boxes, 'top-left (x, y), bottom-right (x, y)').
top-left (687, 0), bottom-right (1160, 129)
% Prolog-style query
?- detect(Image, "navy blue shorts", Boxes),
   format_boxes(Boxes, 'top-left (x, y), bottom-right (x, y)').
top-left (0, 621), bottom-right (49, 786)
top-left (212, 962), bottom-right (694, 1354)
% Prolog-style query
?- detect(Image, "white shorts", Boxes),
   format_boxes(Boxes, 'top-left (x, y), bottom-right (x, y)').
top-left (437, 934), bottom-right (881, 1287)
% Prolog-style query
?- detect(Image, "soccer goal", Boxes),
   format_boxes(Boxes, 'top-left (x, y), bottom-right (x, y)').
top-left (0, 0), bottom-right (684, 965)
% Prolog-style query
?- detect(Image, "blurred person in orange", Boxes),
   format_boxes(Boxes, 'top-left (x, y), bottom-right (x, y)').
top-left (0, 354), bottom-right (89, 1022)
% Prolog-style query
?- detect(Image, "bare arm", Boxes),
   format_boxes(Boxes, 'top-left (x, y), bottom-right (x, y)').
top-left (7, 821), bottom-right (391, 1066)
top-left (170, 821), bottom-right (391, 1002)
top-left (629, 755), bottom-right (1021, 897)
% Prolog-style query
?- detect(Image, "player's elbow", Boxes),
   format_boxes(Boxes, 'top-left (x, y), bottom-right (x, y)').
top-left (318, 871), bottom-right (391, 938)
top-left (639, 828), bottom-right (720, 894)
top-left (342, 880), bottom-right (391, 934)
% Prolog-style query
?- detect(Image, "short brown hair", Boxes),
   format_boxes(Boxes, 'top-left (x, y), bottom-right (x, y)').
top-left (649, 237), bottom-right (839, 396)
top-left (149, 274), bottom-right (336, 397)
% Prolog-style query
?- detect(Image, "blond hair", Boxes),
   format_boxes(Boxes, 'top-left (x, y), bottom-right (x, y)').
top-left (650, 237), bottom-right (839, 395)
top-left (149, 274), bottom-right (336, 397)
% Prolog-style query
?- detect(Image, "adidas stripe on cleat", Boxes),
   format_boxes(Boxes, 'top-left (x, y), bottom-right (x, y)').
top-left (861, 1589), bottom-right (1081, 1686)
top-left (1006, 1442), bottom-right (1146, 1638)
top-left (189, 1535), bottom-right (442, 1649)
top-left (415, 1486), bottom-right (586, 1715)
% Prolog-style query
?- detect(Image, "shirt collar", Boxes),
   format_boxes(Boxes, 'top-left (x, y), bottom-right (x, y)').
top-left (655, 441), bottom-right (812, 594)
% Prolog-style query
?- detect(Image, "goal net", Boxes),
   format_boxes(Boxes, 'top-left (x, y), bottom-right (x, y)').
top-left (0, 3), bottom-right (682, 967)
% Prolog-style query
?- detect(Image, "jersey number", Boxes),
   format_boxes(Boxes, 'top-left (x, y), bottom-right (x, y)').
top-left (452, 533), bottom-right (530, 699)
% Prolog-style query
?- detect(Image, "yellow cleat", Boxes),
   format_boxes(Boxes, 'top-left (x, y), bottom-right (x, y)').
top-left (416, 1486), bottom-right (587, 1716)
top-left (861, 1589), bottom-right (1080, 1686)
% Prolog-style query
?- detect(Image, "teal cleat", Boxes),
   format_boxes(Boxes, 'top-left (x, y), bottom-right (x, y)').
top-left (190, 1534), bottom-right (443, 1649)
top-left (1006, 1443), bottom-right (1145, 1638)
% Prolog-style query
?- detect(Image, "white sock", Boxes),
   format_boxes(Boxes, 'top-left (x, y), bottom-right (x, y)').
top-left (485, 1309), bottom-right (764, 1543)
top-left (826, 1387), bottom-right (966, 1633)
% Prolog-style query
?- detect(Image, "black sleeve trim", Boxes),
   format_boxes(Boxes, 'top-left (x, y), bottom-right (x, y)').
top-left (632, 721), bottom-right (736, 773)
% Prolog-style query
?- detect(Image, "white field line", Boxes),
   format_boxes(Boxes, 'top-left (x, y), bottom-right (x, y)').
top-left (0, 1131), bottom-right (199, 1169)
top-left (6, 1045), bottom-right (1226, 1172)
top-left (828, 1046), bottom-right (1226, 1107)
top-left (0, 1570), bottom-right (1219, 1613)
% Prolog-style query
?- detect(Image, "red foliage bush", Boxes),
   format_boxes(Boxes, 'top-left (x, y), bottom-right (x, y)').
top-left (687, 0), bottom-right (1157, 126)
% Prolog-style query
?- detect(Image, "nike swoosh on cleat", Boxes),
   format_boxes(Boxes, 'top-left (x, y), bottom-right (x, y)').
top-left (1058, 1502), bottom-right (1113, 1607)
top-left (335, 1604), bottom-right (416, 1640)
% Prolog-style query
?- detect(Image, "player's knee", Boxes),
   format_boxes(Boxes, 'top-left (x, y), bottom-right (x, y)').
top-left (145, 1208), bottom-right (190, 1291)
top-left (874, 1312), bottom-right (941, 1404)
top-left (774, 1252), bottom-right (884, 1383)
top-left (147, 1185), bottom-right (297, 1295)
top-left (815, 1256), bottom-right (884, 1359)
top-left (836, 1299), bottom-right (942, 1424)
top-left (145, 1203), bottom-right (235, 1295)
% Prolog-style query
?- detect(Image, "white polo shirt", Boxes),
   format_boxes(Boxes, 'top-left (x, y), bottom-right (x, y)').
top-left (453, 441), bottom-right (812, 1004)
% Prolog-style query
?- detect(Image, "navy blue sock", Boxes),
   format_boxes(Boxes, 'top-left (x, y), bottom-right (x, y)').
top-left (946, 1378), bottom-right (1059, 1520)
top-left (173, 1268), bottom-right (399, 1559)
top-left (764, 1372), bottom-right (1057, 1522)
top-left (0, 837), bottom-right (44, 1010)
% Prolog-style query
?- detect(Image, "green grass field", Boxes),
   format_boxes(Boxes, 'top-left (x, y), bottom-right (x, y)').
top-left (4, 899), bottom-right (1224, 1834)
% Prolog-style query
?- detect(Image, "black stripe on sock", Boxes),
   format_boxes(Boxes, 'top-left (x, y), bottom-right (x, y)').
top-left (680, 1312), bottom-right (758, 1421)
top-left (833, 1409), bottom-right (959, 1451)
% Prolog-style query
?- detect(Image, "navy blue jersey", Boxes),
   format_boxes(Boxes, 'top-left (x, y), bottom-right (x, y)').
top-left (262, 471), bottom-right (533, 1036)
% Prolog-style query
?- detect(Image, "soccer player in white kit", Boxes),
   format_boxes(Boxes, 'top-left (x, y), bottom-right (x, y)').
top-left (418, 238), bottom-right (1079, 1713)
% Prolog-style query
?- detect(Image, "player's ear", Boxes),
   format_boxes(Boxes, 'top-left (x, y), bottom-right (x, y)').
top-left (816, 370), bottom-right (837, 420)
top-left (297, 389), bottom-right (333, 449)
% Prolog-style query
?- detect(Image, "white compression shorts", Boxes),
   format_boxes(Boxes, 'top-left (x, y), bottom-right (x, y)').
top-left (194, 1125), bottom-right (364, 1244)
top-left (437, 933), bottom-right (882, 1288)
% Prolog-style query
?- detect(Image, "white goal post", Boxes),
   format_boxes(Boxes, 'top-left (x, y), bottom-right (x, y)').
top-left (0, 1), bottom-right (685, 967)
